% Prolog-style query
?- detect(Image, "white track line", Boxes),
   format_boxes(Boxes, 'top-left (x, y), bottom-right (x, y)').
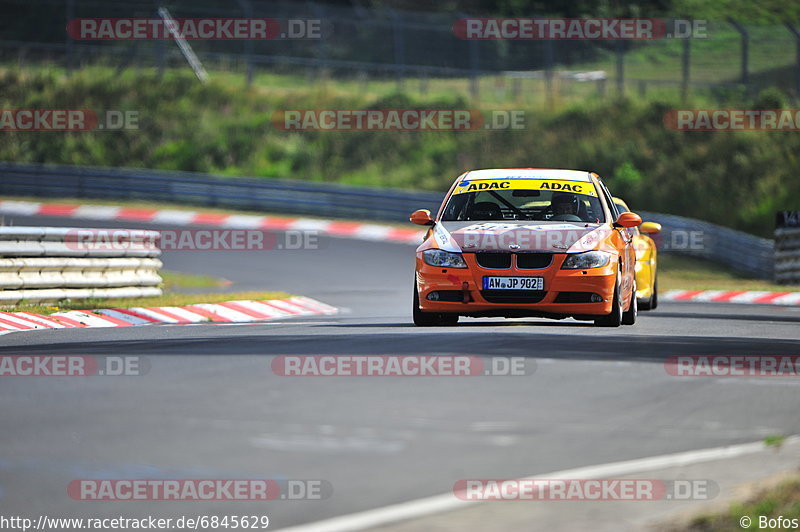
top-left (150, 210), bottom-right (197, 225)
top-left (280, 437), bottom-right (797, 532)
top-left (0, 200), bottom-right (42, 215)
top-left (73, 205), bottom-right (121, 219)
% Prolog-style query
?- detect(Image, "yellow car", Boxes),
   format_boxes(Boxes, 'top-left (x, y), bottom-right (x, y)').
top-left (613, 198), bottom-right (661, 310)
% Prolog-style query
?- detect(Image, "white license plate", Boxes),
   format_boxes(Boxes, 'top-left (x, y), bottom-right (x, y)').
top-left (483, 276), bottom-right (544, 290)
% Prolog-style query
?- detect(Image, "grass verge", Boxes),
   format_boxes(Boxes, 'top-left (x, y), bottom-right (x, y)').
top-left (2, 67), bottom-right (799, 237)
top-left (658, 254), bottom-right (800, 293)
top-left (159, 270), bottom-right (229, 291)
top-left (676, 475), bottom-right (800, 531)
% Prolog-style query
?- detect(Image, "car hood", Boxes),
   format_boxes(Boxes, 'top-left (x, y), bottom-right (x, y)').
top-left (432, 221), bottom-right (612, 253)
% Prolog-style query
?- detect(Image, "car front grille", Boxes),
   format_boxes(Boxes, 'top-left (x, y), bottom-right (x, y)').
top-left (480, 290), bottom-right (547, 304)
top-left (474, 252), bottom-right (554, 269)
top-left (475, 252), bottom-right (511, 269)
top-left (516, 253), bottom-right (553, 269)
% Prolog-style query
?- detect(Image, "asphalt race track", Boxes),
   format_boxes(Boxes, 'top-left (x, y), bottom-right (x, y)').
top-left (1, 214), bottom-right (800, 529)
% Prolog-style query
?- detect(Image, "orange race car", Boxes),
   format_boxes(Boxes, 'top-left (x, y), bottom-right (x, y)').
top-left (410, 169), bottom-right (642, 327)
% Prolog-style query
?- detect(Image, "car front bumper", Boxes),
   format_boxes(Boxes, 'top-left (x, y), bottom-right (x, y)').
top-left (415, 252), bottom-right (618, 317)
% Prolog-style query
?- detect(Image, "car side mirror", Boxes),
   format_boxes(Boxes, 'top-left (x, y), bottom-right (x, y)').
top-left (639, 222), bottom-right (662, 234)
top-left (614, 212), bottom-right (642, 228)
top-left (410, 209), bottom-right (434, 226)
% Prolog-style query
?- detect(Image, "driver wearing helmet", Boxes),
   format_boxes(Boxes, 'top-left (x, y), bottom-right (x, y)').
top-left (551, 193), bottom-right (580, 217)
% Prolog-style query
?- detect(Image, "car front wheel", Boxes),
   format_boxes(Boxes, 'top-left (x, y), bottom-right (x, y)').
top-left (413, 282), bottom-right (459, 326)
top-left (594, 276), bottom-right (622, 327)
top-left (622, 278), bottom-right (637, 325)
top-left (639, 276), bottom-right (657, 311)
top-left (650, 278), bottom-right (658, 310)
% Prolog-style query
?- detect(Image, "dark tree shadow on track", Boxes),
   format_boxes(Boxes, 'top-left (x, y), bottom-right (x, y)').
top-left (335, 320), bottom-right (596, 328)
top-left (5, 331), bottom-right (796, 366)
top-left (649, 311), bottom-right (800, 324)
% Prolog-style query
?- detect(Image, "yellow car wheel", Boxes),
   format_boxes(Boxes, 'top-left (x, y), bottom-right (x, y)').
top-left (640, 277), bottom-right (658, 310)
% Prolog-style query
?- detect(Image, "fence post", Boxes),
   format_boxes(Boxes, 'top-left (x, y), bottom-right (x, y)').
top-left (155, 35), bottom-right (165, 79)
top-left (786, 23), bottom-right (800, 98)
top-left (154, 2), bottom-right (165, 79)
top-left (358, 70), bottom-right (368, 93)
top-left (544, 39), bottom-right (555, 107)
top-left (391, 10), bottom-right (406, 92)
top-left (681, 37), bottom-right (691, 101)
top-left (615, 40), bottom-right (625, 96)
top-left (512, 77), bottom-right (521, 102)
top-left (728, 18), bottom-right (749, 87)
top-left (66, 0), bottom-right (75, 75)
top-left (469, 39), bottom-right (479, 99)
top-left (237, 0), bottom-right (254, 87)
top-left (311, 3), bottom-right (327, 80)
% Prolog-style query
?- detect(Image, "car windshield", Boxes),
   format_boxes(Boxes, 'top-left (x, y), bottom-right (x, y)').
top-left (441, 181), bottom-right (605, 223)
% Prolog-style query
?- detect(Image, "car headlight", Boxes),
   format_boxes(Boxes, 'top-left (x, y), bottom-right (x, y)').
top-left (423, 249), bottom-right (467, 268)
top-left (561, 251), bottom-right (611, 269)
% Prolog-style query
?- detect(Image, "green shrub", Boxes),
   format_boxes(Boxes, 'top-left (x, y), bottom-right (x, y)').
top-left (1, 69), bottom-right (798, 237)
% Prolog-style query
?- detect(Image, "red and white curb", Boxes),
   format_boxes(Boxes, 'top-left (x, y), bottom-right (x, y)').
top-left (0, 200), bottom-right (424, 245)
top-left (663, 290), bottom-right (800, 306)
top-left (0, 296), bottom-right (338, 335)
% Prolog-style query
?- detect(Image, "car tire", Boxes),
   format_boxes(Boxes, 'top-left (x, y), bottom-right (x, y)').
top-left (438, 314), bottom-right (459, 326)
top-left (413, 282), bottom-right (459, 326)
top-left (594, 276), bottom-right (622, 327)
top-left (639, 277), bottom-right (656, 311)
top-left (622, 278), bottom-right (637, 325)
top-left (650, 278), bottom-right (658, 310)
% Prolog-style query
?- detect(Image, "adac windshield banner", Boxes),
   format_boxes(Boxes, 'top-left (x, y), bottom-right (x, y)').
top-left (452, 179), bottom-right (597, 196)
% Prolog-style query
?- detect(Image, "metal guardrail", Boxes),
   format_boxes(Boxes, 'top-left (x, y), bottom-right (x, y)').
top-left (0, 162), bottom-right (777, 279)
top-left (637, 211), bottom-right (774, 279)
top-left (0, 225), bottom-right (163, 303)
top-left (0, 162), bottom-right (443, 223)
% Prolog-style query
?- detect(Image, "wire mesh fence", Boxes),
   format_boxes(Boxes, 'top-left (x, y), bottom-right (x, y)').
top-left (2, 0), bottom-right (799, 103)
